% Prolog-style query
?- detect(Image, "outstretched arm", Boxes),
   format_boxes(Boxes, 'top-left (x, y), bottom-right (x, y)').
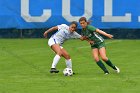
top-left (43, 26), bottom-right (58, 38)
top-left (71, 32), bottom-right (88, 41)
top-left (96, 29), bottom-right (113, 39)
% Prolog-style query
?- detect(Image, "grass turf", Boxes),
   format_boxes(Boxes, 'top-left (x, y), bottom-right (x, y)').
top-left (0, 39), bottom-right (140, 93)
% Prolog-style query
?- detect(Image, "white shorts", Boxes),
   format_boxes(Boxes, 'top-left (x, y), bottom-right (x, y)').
top-left (48, 38), bottom-right (63, 49)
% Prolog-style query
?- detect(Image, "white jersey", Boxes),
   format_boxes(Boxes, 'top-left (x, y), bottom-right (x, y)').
top-left (50, 24), bottom-right (81, 45)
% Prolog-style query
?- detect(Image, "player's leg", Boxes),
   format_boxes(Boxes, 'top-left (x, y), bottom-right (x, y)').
top-left (51, 44), bottom-right (63, 56)
top-left (61, 48), bottom-right (72, 69)
top-left (48, 38), bottom-right (63, 73)
top-left (92, 48), bottom-right (109, 74)
top-left (99, 47), bottom-right (120, 73)
top-left (49, 44), bottom-right (63, 73)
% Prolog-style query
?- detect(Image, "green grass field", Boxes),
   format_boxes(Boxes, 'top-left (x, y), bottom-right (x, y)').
top-left (0, 39), bottom-right (140, 93)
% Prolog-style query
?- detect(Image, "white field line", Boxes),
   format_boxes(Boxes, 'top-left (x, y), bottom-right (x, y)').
top-left (77, 40), bottom-right (122, 49)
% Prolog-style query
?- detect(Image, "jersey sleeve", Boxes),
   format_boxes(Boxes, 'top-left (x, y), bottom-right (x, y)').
top-left (87, 25), bottom-right (97, 32)
top-left (70, 32), bottom-right (82, 39)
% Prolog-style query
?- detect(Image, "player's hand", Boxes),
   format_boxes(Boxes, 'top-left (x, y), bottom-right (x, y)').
top-left (43, 31), bottom-right (48, 38)
top-left (107, 34), bottom-right (113, 39)
top-left (82, 36), bottom-right (88, 40)
top-left (88, 40), bottom-right (94, 45)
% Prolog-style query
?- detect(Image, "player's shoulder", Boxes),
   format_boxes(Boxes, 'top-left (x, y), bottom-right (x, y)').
top-left (87, 25), bottom-right (96, 28)
top-left (57, 24), bottom-right (68, 31)
top-left (87, 25), bottom-right (96, 31)
top-left (60, 24), bottom-right (68, 26)
top-left (57, 24), bottom-right (69, 30)
top-left (60, 24), bottom-right (69, 27)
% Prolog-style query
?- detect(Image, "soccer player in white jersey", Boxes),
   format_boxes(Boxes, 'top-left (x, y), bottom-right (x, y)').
top-left (44, 21), bottom-right (83, 73)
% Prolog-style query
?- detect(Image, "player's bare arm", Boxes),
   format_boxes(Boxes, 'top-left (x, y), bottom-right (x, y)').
top-left (96, 29), bottom-right (113, 39)
top-left (44, 26), bottom-right (58, 38)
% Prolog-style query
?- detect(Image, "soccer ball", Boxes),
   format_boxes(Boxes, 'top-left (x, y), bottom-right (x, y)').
top-left (63, 68), bottom-right (73, 76)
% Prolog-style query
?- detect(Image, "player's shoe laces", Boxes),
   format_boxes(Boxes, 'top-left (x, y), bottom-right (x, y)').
top-left (50, 68), bottom-right (59, 73)
top-left (114, 66), bottom-right (120, 73)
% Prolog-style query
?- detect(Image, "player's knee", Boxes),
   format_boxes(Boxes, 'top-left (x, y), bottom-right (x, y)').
top-left (101, 57), bottom-right (108, 62)
top-left (57, 51), bottom-right (63, 56)
top-left (94, 57), bottom-right (100, 62)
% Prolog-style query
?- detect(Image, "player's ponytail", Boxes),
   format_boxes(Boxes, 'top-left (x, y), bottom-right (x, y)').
top-left (79, 17), bottom-right (91, 25)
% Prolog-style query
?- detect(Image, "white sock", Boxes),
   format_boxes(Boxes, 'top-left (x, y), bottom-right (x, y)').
top-left (51, 55), bottom-right (61, 68)
top-left (65, 59), bottom-right (72, 69)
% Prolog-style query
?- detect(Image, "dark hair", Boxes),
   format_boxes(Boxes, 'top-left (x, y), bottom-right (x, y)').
top-left (70, 21), bottom-right (78, 27)
top-left (79, 17), bottom-right (91, 24)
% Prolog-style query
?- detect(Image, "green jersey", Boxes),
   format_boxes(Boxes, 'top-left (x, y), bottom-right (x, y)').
top-left (81, 25), bottom-right (104, 44)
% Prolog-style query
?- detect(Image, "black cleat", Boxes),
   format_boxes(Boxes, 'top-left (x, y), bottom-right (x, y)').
top-left (50, 68), bottom-right (59, 73)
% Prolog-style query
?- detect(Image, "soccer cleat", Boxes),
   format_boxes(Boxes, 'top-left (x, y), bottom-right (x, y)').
top-left (104, 70), bottom-right (109, 75)
top-left (114, 66), bottom-right (120, 73)
top-left (50, 68), bottom-right (59, 73)
top-left (104, 72), bottom-right (109, 75)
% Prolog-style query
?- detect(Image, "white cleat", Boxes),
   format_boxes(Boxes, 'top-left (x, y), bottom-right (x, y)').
top-left (114, 66), bottom-right (120, 73)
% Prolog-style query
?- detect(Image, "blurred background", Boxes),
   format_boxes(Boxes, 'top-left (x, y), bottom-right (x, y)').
top-left (0, 0), bottom-right (140, 39)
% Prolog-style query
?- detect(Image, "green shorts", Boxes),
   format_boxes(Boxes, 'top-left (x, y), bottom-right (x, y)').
top-left (91, 42), bottom-right (106, 49)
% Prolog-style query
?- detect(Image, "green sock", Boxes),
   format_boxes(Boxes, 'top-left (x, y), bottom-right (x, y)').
top-left (105, 59), bottom-right (116, 70)
top-left (96, 60), bottom-right (109, 73)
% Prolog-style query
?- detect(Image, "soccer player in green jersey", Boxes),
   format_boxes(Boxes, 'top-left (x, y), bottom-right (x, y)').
top-left (79, 17), bottom-right (120, 74)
